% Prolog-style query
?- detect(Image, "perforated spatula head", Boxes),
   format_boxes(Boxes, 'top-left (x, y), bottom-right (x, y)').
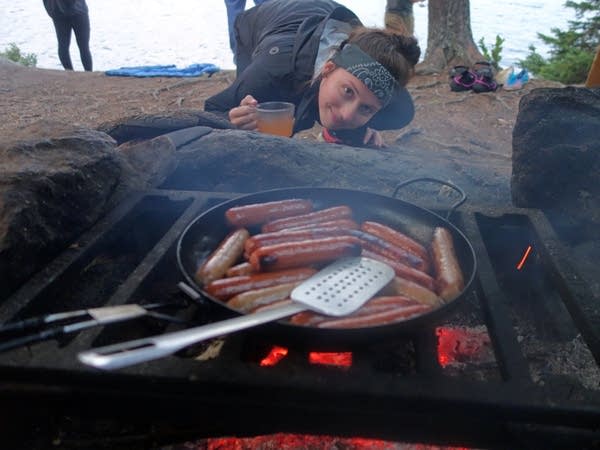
top-left (291, 257), bottom-right (395, 316)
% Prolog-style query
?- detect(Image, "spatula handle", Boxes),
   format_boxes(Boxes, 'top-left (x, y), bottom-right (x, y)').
top-left (78, 303), bottom-right (305, 370)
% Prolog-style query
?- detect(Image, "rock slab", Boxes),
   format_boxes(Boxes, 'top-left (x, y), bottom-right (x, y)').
top-left (0, 123), bottom-right (121, 299)
top-left (511, 87), bottom-right (600, 226)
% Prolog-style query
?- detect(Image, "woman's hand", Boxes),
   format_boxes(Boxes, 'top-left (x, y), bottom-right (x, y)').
top-left (363, 128), bottom-right (386, 148)
top-left (228, 95), bottom-right (259, 130)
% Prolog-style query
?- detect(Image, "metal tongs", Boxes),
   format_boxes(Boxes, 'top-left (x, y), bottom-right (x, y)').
top-left (0, 301), bottom-right (187, 353)
top-left (79, 257), bottom-right (395, 370)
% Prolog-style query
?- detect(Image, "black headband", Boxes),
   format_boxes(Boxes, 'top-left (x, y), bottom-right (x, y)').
top-left (332, 44), bottom-right (397, 106)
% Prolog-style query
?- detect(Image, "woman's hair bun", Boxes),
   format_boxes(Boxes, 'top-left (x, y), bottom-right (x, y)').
top-left (393, 35), bottom-right (421, 67)
top-left (342, 27), bottom-right (421, 85)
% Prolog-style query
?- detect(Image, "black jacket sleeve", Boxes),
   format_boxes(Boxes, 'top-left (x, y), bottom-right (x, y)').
top-left (204, 38), bottom-right (299, 114)
top-left (204, 63), bottom-right (284, 113)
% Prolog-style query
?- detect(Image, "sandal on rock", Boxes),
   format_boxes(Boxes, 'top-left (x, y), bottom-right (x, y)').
top-left (472, 61), bottom-right (498, 93)
top-left (449, 65), bottom-right (476, 92)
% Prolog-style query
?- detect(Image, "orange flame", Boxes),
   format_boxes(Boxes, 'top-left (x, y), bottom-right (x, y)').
top-left (308, 352), bottom-right (353, 368)
top-left (517, 245), bottom-right (533, 270)
top-left (259, 346), bottom-right (288, 366)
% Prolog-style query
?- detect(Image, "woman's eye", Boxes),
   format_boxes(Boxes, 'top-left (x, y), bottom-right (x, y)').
top-left (359, 105), bottom-right (374, 115)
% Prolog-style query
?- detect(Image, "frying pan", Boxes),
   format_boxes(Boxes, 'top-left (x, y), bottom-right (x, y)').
top-left (176, 183), bottom-right (477, 348)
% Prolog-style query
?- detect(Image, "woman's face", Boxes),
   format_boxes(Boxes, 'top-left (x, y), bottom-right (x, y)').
top-left (317, 61), bottom-right (383, 130)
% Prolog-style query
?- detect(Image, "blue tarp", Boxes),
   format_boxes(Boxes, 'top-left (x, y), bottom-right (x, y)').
top-left (105, 63), bottom-right (220, 78)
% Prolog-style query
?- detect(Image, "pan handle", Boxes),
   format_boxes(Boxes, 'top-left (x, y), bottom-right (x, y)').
top-left (393, 177), bottom-right (467, 221)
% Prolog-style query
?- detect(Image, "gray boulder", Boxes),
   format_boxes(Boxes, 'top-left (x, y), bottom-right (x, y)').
top-left (511, 87), bottom-right (600, 226)
top-left (0, 122), bottom-right (121, 298)
top-left (171, 129), bottom-right (423, 193)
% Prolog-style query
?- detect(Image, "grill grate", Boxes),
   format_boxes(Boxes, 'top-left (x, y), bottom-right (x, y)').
top-left (0, 189), bottom-right (598, 449)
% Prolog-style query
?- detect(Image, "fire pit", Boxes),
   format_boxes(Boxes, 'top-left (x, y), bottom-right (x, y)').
top-left (0, 182), bottom-right (599, 449)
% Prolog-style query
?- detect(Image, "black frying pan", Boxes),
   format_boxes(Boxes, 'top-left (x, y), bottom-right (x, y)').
top-left (176, 185), bottom-right (477, 347)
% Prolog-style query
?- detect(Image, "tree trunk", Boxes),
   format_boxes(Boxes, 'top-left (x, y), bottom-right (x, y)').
top-left (418, 0), bottom-right (485, 74)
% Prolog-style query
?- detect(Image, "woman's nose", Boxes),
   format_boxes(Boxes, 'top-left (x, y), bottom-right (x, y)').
top-left (339, 104), bottom-right (357, 123)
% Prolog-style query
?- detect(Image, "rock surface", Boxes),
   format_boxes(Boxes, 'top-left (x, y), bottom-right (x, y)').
top-left (98, 109), bottom-right (232, 145)
top-left (511, 87), bottom-right (600, 227)
top-left (0, 122), bottom-right (120, 299)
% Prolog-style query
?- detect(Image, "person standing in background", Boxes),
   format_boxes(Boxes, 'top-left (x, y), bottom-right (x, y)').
top-left (384, 0), bottom-right (424, 36)
top-left (225, 0), bottom-right (270, 55)
top-left (43, 0), bottom-right (93, 71)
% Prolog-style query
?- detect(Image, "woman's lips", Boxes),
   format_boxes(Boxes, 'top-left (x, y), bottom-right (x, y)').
top-left (328, 109), bottom-right (343, 129)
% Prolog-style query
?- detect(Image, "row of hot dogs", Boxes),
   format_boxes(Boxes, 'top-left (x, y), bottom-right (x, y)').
top-left (194, 198), bottom-right (465, 329)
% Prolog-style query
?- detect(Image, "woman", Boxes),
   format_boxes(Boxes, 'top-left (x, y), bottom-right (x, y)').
top-left (204, 0), bottom-right (420, 147)
top-left (43, 0), bottom-right (92, 71)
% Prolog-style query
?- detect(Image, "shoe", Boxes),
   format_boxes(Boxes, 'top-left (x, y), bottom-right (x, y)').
top-left (504, 69), bottom-right (530, 91)
top-left (472, 61), bottom-right (498, 93)
top-left (449, 65), bottom-right (476, 91)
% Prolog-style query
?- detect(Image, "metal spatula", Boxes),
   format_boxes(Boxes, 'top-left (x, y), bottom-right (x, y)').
top-left (78, 257), bottom-right (394, 370)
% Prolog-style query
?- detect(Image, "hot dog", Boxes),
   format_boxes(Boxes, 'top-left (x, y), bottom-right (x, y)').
top-left (251, 298), bottom-right (294, 314)
top-left (288, 296), bottom-right (423, 327)
top-left (361, 249), bottom-right (436, 291)
top-left (283, 219), bottom-right (359, 232)
top-left (289, 311), bottom-right (326, 326)
top-left (225, 199), bottom-right (313, 228)
top-left (349, 230), bottom-right (429, 273)
top-left (261, 206), bottom-right (353, 233)
top-left (248, 236), bottom-right (362, 272)
top-left (317, 302), bottom-right (432, 328)
top-left (226, 261), bottom-right (255, 277)
top-left (205, 268), bottom-right (316, 300)
top-left (361, 221), bottom-right (431, 265)
top-left (244, 225), bottom-right (356, 257)
top-left (363, 295), bottom-right (422, 308)
top-left (323, 295), bottom-right (423, 320)
top-left (385, 276), bottom-right (443, 307)
top-left (195, 228), bottom-right (250, 284)
top-left (227, 282), bottom-right (300, 313)
top-left (431, 227), bottom-right (465, 301)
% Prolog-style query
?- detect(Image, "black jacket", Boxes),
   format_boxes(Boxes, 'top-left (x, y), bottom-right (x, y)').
top-left (43, 0), bottom-right (88, 18)
top-left (205, 0), bottom-right (415, 141)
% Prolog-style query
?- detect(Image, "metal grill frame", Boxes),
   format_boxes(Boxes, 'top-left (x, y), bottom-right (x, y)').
top-left (0, 189), bottom-right (598, 449)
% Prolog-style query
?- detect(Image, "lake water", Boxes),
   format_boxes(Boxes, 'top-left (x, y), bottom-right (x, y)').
top-left (0, 0), bottom-right (574, 72)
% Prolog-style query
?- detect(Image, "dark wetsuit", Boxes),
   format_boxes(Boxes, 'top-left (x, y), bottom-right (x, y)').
top-left (43, 0), bottom-right (92, 71)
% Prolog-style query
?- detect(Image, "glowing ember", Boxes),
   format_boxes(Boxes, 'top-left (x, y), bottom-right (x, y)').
top-left (203, 434), bottom-right (475, 449)
top-left (308, 352), bottom-right (352, 368)
top-left (436, 326), bottom-right (493, 368)
top-left (205, 433), bottom-right (411, 449)
top-left (259, 346), bottom-right (288, 366)
top-left (516, 245), bottom-right (533, 270)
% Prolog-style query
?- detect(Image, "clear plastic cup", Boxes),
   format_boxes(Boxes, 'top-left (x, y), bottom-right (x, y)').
top-left (256, 102), bottom-right (295, 137)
